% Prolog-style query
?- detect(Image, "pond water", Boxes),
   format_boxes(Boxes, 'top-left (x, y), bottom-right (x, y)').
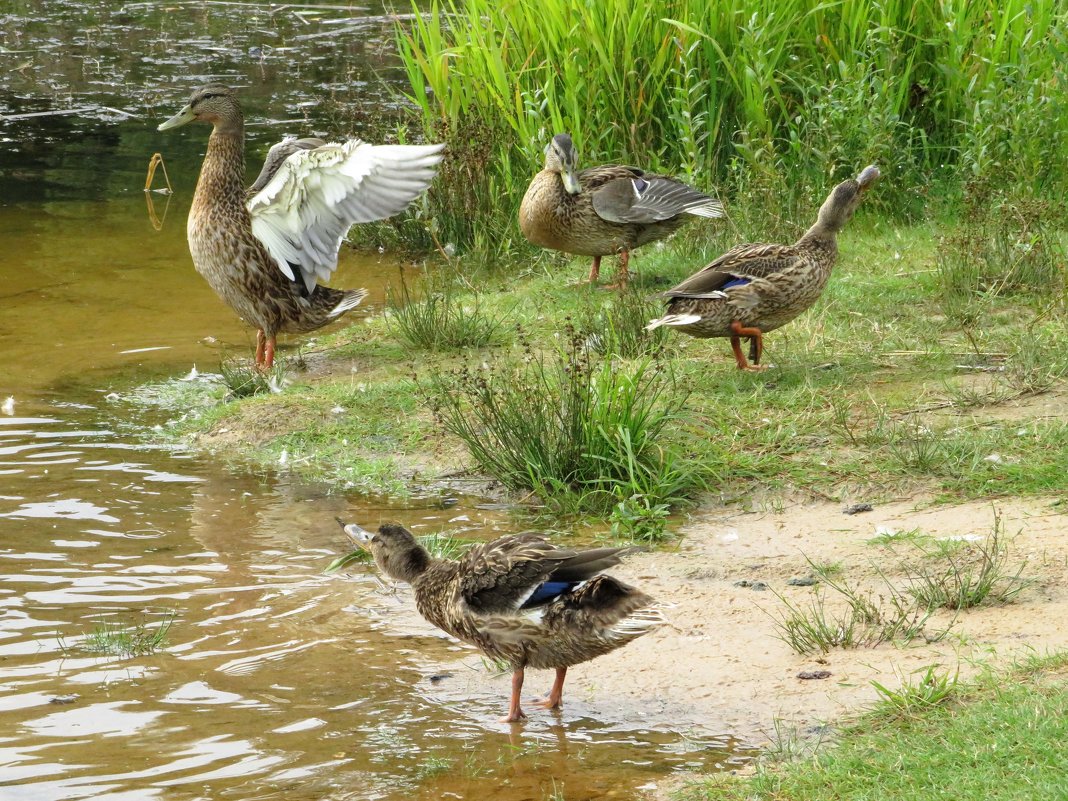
top-left (0, 3), bottom-right (747, 799)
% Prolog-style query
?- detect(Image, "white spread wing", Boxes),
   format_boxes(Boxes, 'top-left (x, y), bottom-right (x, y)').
top-left (247, 140), bottom-right (445, 293)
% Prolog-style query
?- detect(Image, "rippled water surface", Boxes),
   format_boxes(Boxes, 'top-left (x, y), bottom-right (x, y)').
top-left (1, 3), bottom-right (747, 799)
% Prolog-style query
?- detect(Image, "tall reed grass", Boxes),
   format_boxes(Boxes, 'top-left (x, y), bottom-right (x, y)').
top-left (396, 0), bottom-right (1068, 253)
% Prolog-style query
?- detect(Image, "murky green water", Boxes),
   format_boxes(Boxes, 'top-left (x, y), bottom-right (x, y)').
top-left (1, 3), bottom-right (747, 799)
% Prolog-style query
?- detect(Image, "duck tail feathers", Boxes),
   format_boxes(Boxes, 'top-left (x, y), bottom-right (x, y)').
top-left (329, 288), bottom-right (369, 318)
top-left (646, 313), bottom-right (702, 330)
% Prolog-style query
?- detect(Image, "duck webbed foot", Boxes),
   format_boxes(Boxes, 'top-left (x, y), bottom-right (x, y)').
top-left (729, 321), bottom-right (767, 371)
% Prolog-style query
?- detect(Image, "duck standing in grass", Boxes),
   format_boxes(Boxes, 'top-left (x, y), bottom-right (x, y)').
top-left (342, 521), bottom-right (663, 723)
top-left (519, 133), bottom-right (723, 288)
top-left (647, 165), bottom-right (881, 370)
top-left (158, 85), bottom-right (444, 368)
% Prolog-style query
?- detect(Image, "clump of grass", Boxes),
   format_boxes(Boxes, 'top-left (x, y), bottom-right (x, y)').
top-left (770, 563), bottom-right (937, 655)
top-left (903, 512), bottom-right (1031, 610)
top-left (386, 271), bottom-right (505, 351)
top-left (325, 529), bottom-right (473, 573)
top-left (80, 612), bottom-right (175, 657)
top-left (579, 289), bottom-right (672, 360)
top-left (866, 527), bottom-right (929, 547)
top-left (424, 324), bottom-right (708, 529)
top-left (870, 665), bottom-right (960, 721)
top-left (414, 754), bottom-right (454, 780)
top-left (219, 356), bottom-right (287, 399)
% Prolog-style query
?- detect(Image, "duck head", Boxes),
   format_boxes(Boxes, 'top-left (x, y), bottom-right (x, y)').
top-left (544, 133), bottom-right (581, 194)
top-left (342, 521), bottom-right (431, 583)
top-left (158, 84), bottom-right (242, 134)
top-left (812, 164), bottom-right (880, 234)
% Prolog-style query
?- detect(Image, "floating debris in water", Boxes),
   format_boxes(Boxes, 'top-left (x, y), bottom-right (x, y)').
top-left (1, 397), bottom-right (14, 415)
top-left (179, 365), bottom-right (199, 381)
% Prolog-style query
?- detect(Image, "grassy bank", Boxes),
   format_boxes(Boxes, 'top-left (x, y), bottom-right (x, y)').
top-left (138, 202), bottom-right (1068, 539)
top-left (678, 653), bottom-right (1068, 801)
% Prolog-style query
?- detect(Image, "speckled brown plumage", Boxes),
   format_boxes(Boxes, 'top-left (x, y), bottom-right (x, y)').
top-left (188, 129), bottom-right (359, 340)
top-left (343, 522), bottom-right (663, 722)
top-left (519, 133), bottom-right (722, 286)
top-left (648, 165), bottom-right (881, 369)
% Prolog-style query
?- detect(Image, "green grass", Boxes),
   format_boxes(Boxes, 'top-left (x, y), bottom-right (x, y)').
top-left (78, 612), bottom-right (175, 658)
top-left (396, 0), bottom-right (1068, 253)
top-left (385, 268), bottom-right (507, 351)
top-left (679, 654), bottom-right (1068, 801)
top-left (902, 513), bottom-right (1033, 610)
top-left (423, 322), bottom-right (708, 533)
top-left (136, 217), bottom-right (1068, 519)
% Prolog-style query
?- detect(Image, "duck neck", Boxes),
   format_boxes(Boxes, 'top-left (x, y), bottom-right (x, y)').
top-left (193, 124), bottom-right (247, 214)
top-left (391, 546), bottom-right (434, 585)
top-left (797, 219), bottom-right (840, 256)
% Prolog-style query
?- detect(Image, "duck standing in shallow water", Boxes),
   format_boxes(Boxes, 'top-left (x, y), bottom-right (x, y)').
top-left (342, 521), bottom-right (663, 723)
top-left (158, 85), bottom-right (444, 368)
top-left (519, 133), bottom-right (723, 288)
top-left (647, 165), bottom-right (880, 369)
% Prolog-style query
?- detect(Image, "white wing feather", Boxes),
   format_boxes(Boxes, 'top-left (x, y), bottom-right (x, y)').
top-left (247, 140), bottom-right (444, 293)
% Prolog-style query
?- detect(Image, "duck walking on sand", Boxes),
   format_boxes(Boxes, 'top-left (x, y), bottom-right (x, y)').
top-left (342, 521), bottom-right (663, 723)
top-left (519, 133), bottom-right (723, 288)
top-left (647, 165), bottom-right (881, 369)
top-left (158, 85), bottom-right (444, 368)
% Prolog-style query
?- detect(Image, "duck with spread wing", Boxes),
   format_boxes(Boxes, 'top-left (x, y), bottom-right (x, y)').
top-left (158, 85), bottom-right (444, 368)
top-left (342, 521), bottom-right (663, 723)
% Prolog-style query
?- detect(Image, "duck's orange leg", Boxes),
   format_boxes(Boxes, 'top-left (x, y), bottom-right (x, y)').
top-left (255, 329), bottom-right (266, 368)
top-left (531, 667), bottom-right (567, 710)
top-left (263, 335), bottom-right (277, 370)
top-left (729, 321), bottom-right (767, 371)
top-left (587, 255), bottom-right (602, 283)
top-left (603, 250), bottom-right (630, 290)
top-left (500, 667), bottom-right (527, 723)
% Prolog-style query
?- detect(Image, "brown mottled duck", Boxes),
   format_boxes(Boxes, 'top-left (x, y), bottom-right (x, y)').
top-left (158, 85), bottom-right (444, 368)
top-left (647, 165), bottom-right (881, 370)
top-left (519, 133), bottom-right (723, 288)
top-left (342, 521), bottom-right (663, 723)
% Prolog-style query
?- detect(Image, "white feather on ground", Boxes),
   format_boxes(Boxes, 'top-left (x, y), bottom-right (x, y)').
top-left (248, 140), bottom-right (445, 294)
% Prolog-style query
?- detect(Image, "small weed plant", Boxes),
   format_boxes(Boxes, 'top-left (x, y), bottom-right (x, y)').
top-left (80, 611), bottom-right (175, 657)
top-left (870, 665), bottom-right (960, 721)
top-left (386, 271), bottom-right (504, 351)
top-left (903, 512), bottom-right (1031, 610)
top-left (770, 562), bottom-right (939, 655)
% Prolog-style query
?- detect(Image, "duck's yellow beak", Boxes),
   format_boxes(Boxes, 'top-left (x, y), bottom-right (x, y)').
top-left (158, 104), bottom-right (196, 132)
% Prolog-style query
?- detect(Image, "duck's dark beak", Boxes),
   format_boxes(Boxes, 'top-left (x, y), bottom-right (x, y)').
top-left (158, 104), bottom-right (196, 132)
top-left (856, 164), bottom-right (880, 193)
top-left (338, 518), bottom-right (373, 548)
